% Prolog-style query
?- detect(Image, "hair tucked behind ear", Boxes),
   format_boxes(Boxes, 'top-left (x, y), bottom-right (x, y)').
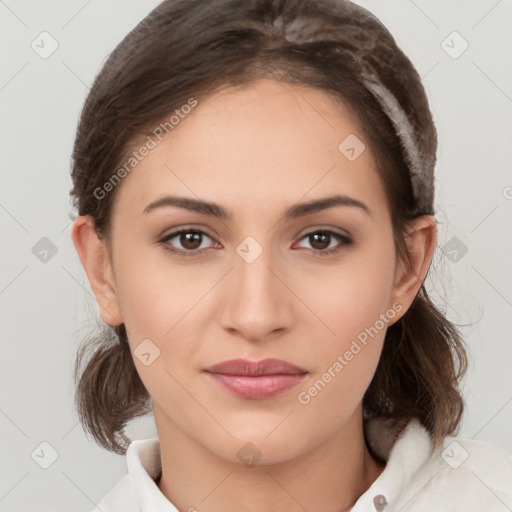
top-left (74, 323), bottom-right (151, 454)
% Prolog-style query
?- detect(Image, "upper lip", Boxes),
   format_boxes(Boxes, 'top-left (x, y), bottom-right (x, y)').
top-left (203, 358), bottom-right (308, 376)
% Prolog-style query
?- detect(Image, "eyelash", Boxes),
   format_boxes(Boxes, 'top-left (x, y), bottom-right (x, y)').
top-left (158, 228), bottom-right (353, 258)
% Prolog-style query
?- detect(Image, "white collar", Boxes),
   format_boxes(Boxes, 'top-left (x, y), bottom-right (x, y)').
top-left (126, 436), bottom-right (175, 511)
top-left (125, 418), bottom-right (433, 511)
top-left (352, 418), bottom-right (433, 510)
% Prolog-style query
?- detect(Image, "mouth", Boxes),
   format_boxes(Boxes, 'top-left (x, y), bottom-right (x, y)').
top-left (202, 358), bottom-right (309, 400)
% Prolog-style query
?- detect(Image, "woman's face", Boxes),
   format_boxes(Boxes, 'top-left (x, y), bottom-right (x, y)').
top-left (91, 79), bottom-right (417, 463)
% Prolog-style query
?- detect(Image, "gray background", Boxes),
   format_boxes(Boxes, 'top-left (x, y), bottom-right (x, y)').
top-left (1, 0), bottom-right (511, 510)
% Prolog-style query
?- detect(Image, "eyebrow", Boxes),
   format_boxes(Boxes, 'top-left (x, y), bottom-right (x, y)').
top-left (142, 194), bottom-right (371, 219)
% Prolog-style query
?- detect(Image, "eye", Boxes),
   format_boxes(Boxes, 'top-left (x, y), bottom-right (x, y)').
top-left (159, 228), bottom-right (220, 257)
top-left (159, 228), bottom-right (352, 258)
top-left (295, 229), bottom-right (352, 256)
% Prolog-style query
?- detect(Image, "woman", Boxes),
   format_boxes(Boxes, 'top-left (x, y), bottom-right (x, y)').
top-left (69, 0), bottom-right (512, 510)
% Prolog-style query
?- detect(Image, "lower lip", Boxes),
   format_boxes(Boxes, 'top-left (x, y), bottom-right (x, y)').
top-left (204, 372), bottom-right (307, 399)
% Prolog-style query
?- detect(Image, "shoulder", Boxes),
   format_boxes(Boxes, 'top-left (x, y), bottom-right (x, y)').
top-left (425, 435), bottom-right (512, 508)
top-left (357, 418), bottom-right (512, 511)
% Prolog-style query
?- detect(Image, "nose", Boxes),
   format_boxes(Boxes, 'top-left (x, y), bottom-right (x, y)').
top-left (219, 242), bottom-right (294, 343)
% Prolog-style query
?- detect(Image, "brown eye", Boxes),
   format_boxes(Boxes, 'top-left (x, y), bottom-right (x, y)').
top-left (179, 231), bottom-right (203, 250)
top-left (296, 229), bottom-right (352, 256)
top-left (308, 232), bottom-right (331, 251)
top-left (160, 229), bottom-right (218, 256)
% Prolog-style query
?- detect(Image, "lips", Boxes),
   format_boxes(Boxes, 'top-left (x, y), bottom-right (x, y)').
top-left (203, 358), bottom-right (308, 399)
top-left (204, 358), bottom-right (308, 376)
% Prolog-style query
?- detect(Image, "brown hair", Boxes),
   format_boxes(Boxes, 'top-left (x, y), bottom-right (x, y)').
top-left (70, 0), bottom-right (467, 455)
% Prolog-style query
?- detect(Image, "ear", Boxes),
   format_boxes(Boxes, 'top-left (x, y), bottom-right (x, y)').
top-left (389, 215), bottom-right (437, 320)
top-left (70, 216), bottom-right (123, 326)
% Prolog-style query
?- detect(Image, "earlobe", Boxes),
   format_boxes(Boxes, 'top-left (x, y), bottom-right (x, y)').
top-left (70, 216), bottom-right (123, 326)
top-left (390, 215), bottom-right (437, 317)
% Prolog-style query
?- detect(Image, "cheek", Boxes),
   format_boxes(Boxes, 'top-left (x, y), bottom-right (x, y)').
top-left (110, 239), bottom-right (226, 392)
top-left (112, 238), bottom-right (212, 339)
top-left (307, 239), bottom-right (397, 345)
top-left (296, 236), bottom-right (397, 394)
top-left (295, 276), bottom-right (395, 430)
top-left (110, 247), bottom-right (205, 402)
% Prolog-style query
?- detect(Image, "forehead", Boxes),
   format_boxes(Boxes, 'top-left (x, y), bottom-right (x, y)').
top-left (112, 78), bottom-right (388, 221)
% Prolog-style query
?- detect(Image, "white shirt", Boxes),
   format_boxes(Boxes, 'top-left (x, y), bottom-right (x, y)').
top-left (91, 419), bottom-right (512, 511)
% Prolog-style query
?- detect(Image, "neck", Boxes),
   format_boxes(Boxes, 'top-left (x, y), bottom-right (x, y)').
top-left (155, 407), bottom-right (385, 512)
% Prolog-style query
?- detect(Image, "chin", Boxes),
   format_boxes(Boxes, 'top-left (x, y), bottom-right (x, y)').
top-left (203, 423), bottom-right (319, 467)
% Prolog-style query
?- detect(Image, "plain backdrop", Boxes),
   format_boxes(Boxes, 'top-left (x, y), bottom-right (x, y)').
top-left (1, 1), bottom-right (511, 510)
